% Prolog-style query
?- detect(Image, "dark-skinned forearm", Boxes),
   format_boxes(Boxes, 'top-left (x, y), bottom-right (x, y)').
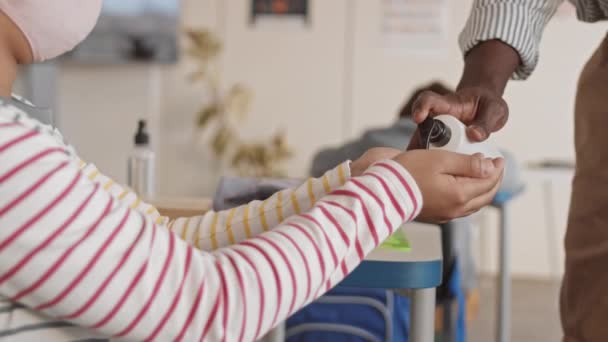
top-left (457, 40), bottom-right (521, 96)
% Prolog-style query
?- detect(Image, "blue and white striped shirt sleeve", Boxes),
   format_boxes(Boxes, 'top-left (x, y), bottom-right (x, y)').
top-left (459, 0), bottom-right (563, 80)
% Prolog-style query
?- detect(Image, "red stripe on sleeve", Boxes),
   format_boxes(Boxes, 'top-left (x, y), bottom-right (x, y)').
top-left (323, 200), bottom-right (357, 222)
top-left (321, 200), bottom-right (364, 262)
top-left (0, 147), bottom-right (65, 183)
top-left (215, 260), bottom-right (228, 342)
top-left (174, 279), bottom-right (205, 342)
top-left (144, 245), bottom-right (193, 342)
top-left (350, 178), bottom-right (391, 230)
top-left (376, 162), bottom-right (419, 220)
top-left (318, 205), bottom-right (350, 246)
top-left (286, 222), bottom-right (326, 300)
top-left (240, 241), bottom-right (283, 328)
top-left (275, 230), bottom-right (311, 306)
top-left (0, 170), bottom-right (80, 252)
top-left (11, 197), bottom-right (113, 302)
top-left (61, 209), bottom-right (145, 319)
top-left (1, 183), bottom-right (100, 286)
top-left (0, 130), bottom-right (38, 153)
top-left (115, 229), bottom-right (176, 337)
top-left (0, 161), bottom-right (68, 218)
top-left (258, 235), bottom-right (298, 316)
top-left (300, 214), bottom-right (339, 268)
top-left (364, 172), bottom-right (405, 220)
top-left (224, 253), bottom-right (247, 342)
top-left (198, 291), bottom-right (222, 341)
top-left (331, 189), bottom-right (379, 245)
top-left (233, 249), bottom-right (265, 340)
top-left (0, 122), bottom-right (20, 128)
top-left (37, 208), bottom-right (132, 311)
top-left (318, 204), bottom-right (351, 276)
top-left (86, 215), bottom-right (154, 329)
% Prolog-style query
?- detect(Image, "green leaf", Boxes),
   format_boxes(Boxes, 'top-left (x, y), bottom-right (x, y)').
top-left (188, 70), bottom-right (207, 83)
top-left (185, 30), bottom-right (222, 60)
top-left (211, 126), bottom-right (233, 155)
top-left (197, 106), bottom-right (219, 128)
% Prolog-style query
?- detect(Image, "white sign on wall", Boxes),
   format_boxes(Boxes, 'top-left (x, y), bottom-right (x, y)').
top-left (381, 0), bottom-right (448, 55)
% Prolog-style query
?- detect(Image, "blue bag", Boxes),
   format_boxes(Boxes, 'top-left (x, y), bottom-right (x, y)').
top-left (286, 287), bottom-right (410, 342)
top-left (286, 260), bottom-right (468, 342)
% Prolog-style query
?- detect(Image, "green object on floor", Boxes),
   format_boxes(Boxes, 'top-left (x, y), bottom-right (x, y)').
top-left (379, 230), bottom-right (411, 251)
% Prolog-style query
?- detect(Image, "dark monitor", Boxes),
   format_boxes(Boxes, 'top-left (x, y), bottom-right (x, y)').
top-left (64, 0), bottom-right (180, 64)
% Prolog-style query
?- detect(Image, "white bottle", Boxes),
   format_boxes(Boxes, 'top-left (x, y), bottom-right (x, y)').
top-left (420, 114), bottom-right (503, 159)
top-left (128, 120), bottom-right (156, 198)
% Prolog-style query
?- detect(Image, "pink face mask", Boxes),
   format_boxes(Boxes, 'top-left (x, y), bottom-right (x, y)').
top-left (0, 0), bottom-right (103, 62)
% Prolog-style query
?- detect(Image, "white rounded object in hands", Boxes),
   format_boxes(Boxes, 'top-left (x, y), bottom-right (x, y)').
top-left (429, 115), bottom-right (503, 159)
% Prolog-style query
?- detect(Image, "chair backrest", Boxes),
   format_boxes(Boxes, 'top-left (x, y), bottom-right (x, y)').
top-left (21, 63), bottom-right (58, 126)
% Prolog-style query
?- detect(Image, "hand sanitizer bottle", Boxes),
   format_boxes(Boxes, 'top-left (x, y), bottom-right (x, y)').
top-left (419, 115), bottom-right (503, 159)
top-left (128, 120), bottom-right (156, 198)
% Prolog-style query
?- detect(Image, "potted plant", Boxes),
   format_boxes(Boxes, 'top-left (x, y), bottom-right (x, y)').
top-left (186, 29), bottom-right (292, 177)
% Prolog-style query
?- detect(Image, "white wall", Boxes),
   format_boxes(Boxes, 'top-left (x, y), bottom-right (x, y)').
top-left (53, 0), bottom-right (608, 279)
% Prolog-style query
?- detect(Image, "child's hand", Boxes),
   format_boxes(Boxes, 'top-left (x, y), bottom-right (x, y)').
top-left (392, 150), bottom-right (504, 223)
top-left (351, 147), bottom-right (402, 177)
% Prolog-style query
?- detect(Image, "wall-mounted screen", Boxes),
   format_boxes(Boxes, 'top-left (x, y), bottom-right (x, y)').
top-left (64, 0), bottom-right (180, 64)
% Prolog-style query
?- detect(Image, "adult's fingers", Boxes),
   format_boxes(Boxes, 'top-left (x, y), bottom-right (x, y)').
top-left (466, 96), bottom-right (509, 141)
top-left (406, 129), bottom-right (425, 150)
top-left (411, 91), bottom-right (471, 124)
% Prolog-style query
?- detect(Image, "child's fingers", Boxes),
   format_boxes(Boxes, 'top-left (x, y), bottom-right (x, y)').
top-left (456, 164), bottom-right (503, 200)
top-left (462, 172), bottom-right (503, 213)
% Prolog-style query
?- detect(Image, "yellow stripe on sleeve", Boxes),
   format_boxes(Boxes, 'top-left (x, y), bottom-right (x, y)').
top-left (275, 192), bottom-right (284, 222)
top-left (79, 160), bottom-right (87, 169)
top-left (118, 190), bottom-right (129, 200)
top-left (259, 200), bottom-right (270, 231)
top-left (146, 206), bottom-right (156, 215)
top-left (193, 217), bottom-right (203, 249)
top-left (210, 213), bottom-right (219, 249)
top-left (155, 217), bottom-right (165, 225)
top-left (130, 198), bottom-right (141, 209)
top-left (226, 208), bottom-right (237, 244)
top-left (103, 180), bottom-right (114, 191)
top-left (322, 174), bottom-right (331, 194)
top-left (160, 216), bottom-right (169, 225)
top-left (181, 217), bottom-right (192, 241)
top-left (307, 178), bottom-right (316, 206)
top-left (338, 163), bottom-right (347, 185)
top-left (290, 192), bottom-right (301, 214)
top-left (243, 204), bottom-right (252, 238)
top-left (88, 170), bottom-right (100, 181)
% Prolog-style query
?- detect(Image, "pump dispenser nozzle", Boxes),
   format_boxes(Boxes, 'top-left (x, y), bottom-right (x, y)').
top-left (135, 120), bottom-right (149, 146)
top-left (418, 115), bottom-right (503, 159)
top-left (128, 119), bottom-right (155, 197)
top-left (419, 117), bottom-right (451, 148)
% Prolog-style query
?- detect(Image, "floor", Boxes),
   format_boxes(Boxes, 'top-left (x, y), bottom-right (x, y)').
top-left (468, 277), bottom-right (562, 342)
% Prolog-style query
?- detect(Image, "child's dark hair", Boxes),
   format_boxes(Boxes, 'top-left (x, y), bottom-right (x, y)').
top-left (399, 81), bottom-right (453, 118)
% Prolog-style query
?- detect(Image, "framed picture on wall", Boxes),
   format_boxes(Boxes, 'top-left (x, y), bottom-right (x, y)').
top-left (250, 0), bottom-right (309, 26)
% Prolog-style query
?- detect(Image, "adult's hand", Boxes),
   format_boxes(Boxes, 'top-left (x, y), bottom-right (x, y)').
top-left (407, 40), bottom-right (520, 150)
top-left (411, 86), bottom-right (508, 142)
top-left (392, 149), bottom-right (504, 223)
